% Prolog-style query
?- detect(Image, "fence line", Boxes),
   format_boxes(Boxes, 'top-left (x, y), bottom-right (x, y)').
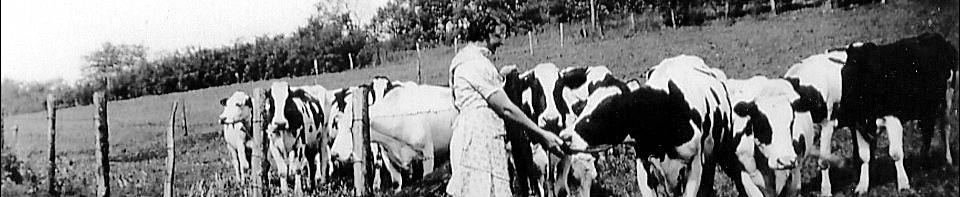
top-left (93, 92), bottom-right (110, 197)
top-left (47, 94), bottom-right (58, 196)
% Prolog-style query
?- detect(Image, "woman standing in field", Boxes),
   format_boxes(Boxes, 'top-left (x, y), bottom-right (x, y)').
top-left (445, 23), bottom-right (565, 196)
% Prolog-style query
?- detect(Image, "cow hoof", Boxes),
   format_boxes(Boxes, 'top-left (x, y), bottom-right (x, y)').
top-left (898, 188), bottom-right (916, 195)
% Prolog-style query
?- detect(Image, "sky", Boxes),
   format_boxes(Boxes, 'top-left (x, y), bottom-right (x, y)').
top-left (1, 0), bottom-right (388, 83)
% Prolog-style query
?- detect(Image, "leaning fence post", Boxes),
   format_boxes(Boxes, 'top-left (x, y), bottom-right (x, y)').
top-left (93, 92), bottom-right (110, 197)
top-left (248, 88), bottom-right (269, 197)
top-left (165, 101), bottom-right (178, 197)
top-left (180, 98), bottom-right (188, 136)
top-left (352, 87), bottom-right (373, 196)
top-left (46, 94), bottom-right (58, 196)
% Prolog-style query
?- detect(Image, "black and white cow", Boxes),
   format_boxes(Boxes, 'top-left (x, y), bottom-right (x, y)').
top-left (782, 50), bottom-right (847, 196)
top-left (560, 55), bottom-right (732, 197)
top-left (725, 76), bottom-right (807, 197)
top-left (835, 33), bottom-right (958, 194)
top-left (218, 91), bottom-right (254, 182)
top-left (264, 82), bottom-right (333, 191)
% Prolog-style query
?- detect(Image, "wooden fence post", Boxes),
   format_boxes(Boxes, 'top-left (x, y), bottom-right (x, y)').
top-left (165, 101), bottom-right (178, 197)
top-left (352, 87), bottom-right (373, 196)
top-left (349, 53), bottom-right (356, 71)
top-left (559, 23), bottom-right (564, 47)
top-left (416, 41), bottom-right (423, 84)
top-left (528, 32), bottom-right (534, 55)
top-left (47, 94), bottom-right (57, 196)
top-left (180, 98), bottom-right (188, 136)
top-left (94, 92), bottom-right (110, 197)
top-left (1, 113), bottom-right (4, 187)
top-left (770, 0), bottom-right (777, 16)
top-left (248, 88), bottom-right (268, 197)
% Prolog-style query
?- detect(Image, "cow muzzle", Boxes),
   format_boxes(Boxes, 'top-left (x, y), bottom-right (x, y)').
top-left (538, 114), bottom-right (562, 132)
top-left (770, 154), bottom-right (798, 170)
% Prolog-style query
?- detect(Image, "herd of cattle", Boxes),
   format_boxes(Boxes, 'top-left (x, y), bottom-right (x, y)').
top-left (217, 32), bottom-right (958, 196)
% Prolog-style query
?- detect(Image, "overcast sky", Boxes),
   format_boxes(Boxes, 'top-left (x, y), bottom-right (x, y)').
top-left (1, 0), bottom-right (388, 82)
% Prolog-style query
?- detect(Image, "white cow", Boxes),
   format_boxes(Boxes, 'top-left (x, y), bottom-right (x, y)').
top-left (218, 91), bottom-right (254, 182)
top-left (328, 79), bottom-right (457, 191)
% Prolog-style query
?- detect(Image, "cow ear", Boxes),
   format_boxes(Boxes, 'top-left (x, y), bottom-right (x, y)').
top-left (220, 98), bottom-right (228, 106)
top-left (733, 101), bottom-right (757, 117)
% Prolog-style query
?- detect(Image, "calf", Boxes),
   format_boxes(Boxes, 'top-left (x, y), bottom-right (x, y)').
top-left (264, 82), bottom-right (332, 191)
top-left (560, 55), bottom-right (732, 197)
top-left (218, 91), bottom-right (254, 182)
top-left (836, 33), bottom-right (958, 194)
top-left (726, 76), bottom-right (806, 197)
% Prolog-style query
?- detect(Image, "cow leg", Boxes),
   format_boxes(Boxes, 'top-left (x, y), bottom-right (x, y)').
top-left (532, 145), bottom-right (549, 196)
top-left (819, 120), bottom-right (836, 196)
top-left (382, 154), bottom-right (403, 192)
top-left (853, 125), bottom-right (872, 194)
top-left (942, 117), bottom-right (954, 165)
top-left (422, 136), bottom-right (435, 177)
top-left (235, 147), bottom-right (248, 183)
top-left (681, 153), bottom-right (703, 197)
top-left (635, 158), bottom-right (656, 197)
top-left (886, 116), bottom-right (910, 190)
top-left (269, 145), bottom-right (289, 192)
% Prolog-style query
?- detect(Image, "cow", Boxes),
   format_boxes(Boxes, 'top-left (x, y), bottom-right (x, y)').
top-left (559, 55), bottom-right (732, 197)
top-left (264, 82), bottom-right (334, 191)
top-left (782, 49), bottom-right (847, 196)
top-left (218, 91), bottom-right (255, 182)
top-left (835, 33), bottom-right (958, 194)
top-left (501, 63), bottom-right (609, 197)
top-left (725, 76), bottom-right (807, 197)
top-left (328, 78), bottom-right (457, 191)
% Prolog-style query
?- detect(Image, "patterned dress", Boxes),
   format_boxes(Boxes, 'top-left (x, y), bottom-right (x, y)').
top-left (445, 43), bottom-right (512, 197)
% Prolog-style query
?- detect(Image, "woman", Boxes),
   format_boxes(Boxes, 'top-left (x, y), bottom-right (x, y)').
top-left (446, 27), bottom-right (565, 196)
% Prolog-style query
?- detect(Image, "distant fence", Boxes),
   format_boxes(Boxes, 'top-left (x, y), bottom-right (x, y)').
top-left (28, 80), bottom-right (377, 196)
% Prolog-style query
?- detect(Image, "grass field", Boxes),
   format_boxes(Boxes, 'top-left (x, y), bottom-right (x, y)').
top-left (2, 1), bottom-right (959, 196)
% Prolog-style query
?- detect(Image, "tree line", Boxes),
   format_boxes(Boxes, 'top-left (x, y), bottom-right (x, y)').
top-left (2, 0), bottom-right (864, 115)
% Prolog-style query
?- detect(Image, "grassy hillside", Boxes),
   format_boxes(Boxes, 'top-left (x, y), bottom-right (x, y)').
top-left (2, 1), bottom-right (958, 196)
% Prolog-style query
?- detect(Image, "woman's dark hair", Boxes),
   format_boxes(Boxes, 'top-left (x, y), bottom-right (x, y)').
top-left (462, 16), bottom-right (499, 42)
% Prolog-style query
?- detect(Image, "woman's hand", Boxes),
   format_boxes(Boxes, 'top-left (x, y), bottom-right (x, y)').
top-left (486, 91), bottom-right (566, 155)
top-left (535, 129), bottom-right (566, 156)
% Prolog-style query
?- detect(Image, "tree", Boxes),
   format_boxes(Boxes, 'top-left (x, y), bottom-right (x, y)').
top-left (82, 42), bottom-right (148, 88)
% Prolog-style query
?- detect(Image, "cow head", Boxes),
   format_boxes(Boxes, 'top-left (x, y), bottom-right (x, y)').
top-left (502, 63), bottom-right (572, 132)
top-left (328, 87), bottom-right (357, 163)
top-left (370, 76), bottom-right (401, 104)
top-left (220, 91), bottom-right (252, 125)
top-left (729, 77), bottom-right (802, 170)
top-left (559, 77), bottom-right (636, 151)
top-left (558, 66), bottom-right (616, 116)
